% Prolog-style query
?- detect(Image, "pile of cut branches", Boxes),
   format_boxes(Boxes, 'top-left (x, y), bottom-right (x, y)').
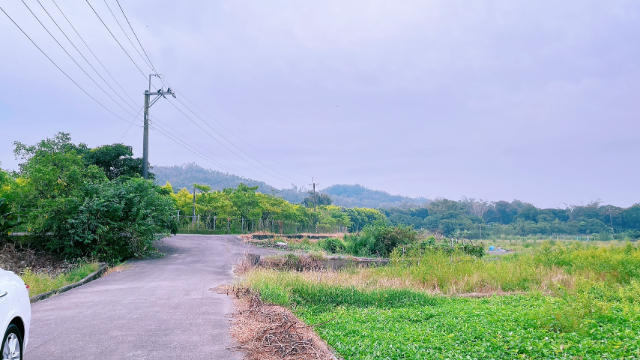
top-left (229, 286), bottom-right (336, 360)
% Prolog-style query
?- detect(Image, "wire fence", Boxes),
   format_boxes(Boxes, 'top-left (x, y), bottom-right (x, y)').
top-left (177, 215), bottom-right (349, 235)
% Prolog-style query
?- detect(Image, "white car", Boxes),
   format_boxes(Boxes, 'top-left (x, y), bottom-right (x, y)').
top-left (0, 268), bottom-right (30, 360)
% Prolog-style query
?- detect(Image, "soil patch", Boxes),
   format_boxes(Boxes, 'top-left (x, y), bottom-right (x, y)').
top-left (0, 242), bottom-right (71, 275)
top-left (226, 286), bottom-right (337, 360)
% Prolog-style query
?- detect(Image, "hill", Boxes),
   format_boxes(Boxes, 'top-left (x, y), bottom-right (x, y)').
top-left (154, 164), bottom-right (429, 208)
top-left (153, 163), bottom-right (307, 203)
top-left (321, 184), bottom-right (429, 208)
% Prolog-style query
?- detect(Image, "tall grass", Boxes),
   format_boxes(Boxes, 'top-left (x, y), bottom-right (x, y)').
top-left (243, 241), bottom-right (640, 331)
top-left (21, 262), bottom-right (100, 297)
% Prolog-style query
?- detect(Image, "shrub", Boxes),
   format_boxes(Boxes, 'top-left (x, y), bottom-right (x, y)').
top-left (318, 237), bottom-right (346, 254)
top-left (344, 224), bottom-right (418, 257)
top-left (41, 178), bottom-right (177, 262)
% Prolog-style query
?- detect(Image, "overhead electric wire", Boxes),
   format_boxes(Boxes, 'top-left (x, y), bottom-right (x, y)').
top-left (172, 96), bottom-right (307, 184)
top-left (20, 0), bottom-right (138, 119)
top-left (84, 0), bottom-right (147, 80)
top-left (101, 0), bottom-right (152, 70)
top-left (165, 98), bottom-right (300, 185)
top-left (149, 119), bottom-right (237, 174)
top-left (114, 0), bottom-right (163, 85)
top-left (35, 0), bottom-right (139, 114)
top-left (20, 0), bottom-right (309, 184)
top-left (119, 105), bottom-right (145, 142)
top-left (50, 0), bottom-right (141, 110)
top-left (149, 115), bottom-right (270, 180)
top-left (106, 1), bottom-right (307, 184)
top-left (164, 80), bottom-right (310, 181)
top-left (0, 5), bottom-right (140, 126)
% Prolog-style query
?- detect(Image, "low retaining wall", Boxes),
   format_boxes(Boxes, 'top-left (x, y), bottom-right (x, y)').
top-left (247, 253), bottom-right (388, 271)
top-left (30, 263), bottom-right (109, 303)
top-left (250, 234), bottom-right (342, 240)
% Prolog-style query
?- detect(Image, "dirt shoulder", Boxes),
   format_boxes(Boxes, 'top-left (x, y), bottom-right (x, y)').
top-left (217, 285), bottom-right (337, 360)
top-left (0, 241), bottom-right (72, 275)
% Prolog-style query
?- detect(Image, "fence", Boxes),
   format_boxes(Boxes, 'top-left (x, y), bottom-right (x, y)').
top-left (176, 215), bottom-right (349, 235)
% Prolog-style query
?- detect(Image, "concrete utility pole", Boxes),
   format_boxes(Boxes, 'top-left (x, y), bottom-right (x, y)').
top-left (142, 74), bottom-right (175, 179)
top-left (192, 184), bottom-right (197, 224)
top-left (310, 178), bottom-right (319, 233)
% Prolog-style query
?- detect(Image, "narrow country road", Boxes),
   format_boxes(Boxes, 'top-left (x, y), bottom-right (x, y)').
top-left (26, 234), bottom-right (273, 359)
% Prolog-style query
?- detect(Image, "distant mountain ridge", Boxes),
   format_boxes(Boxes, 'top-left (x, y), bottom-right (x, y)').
top-left (323, 184), bottom-right (429, 208)
top-left (153, 163), bottom-right (307, 203)
top-left (153, 164), bottom-right (429, 208)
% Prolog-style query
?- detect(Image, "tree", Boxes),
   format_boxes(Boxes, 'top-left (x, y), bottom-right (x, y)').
top-left (302, 192), bottom-right (332, 207)
top-left (82, 144), bottom-right (150, 180)
top-left (229, 183), bottom-right (262, 220)
top-left (461, 197), bottom-right (489, 219)
top-left (10, 133), bottom-right (176, 261)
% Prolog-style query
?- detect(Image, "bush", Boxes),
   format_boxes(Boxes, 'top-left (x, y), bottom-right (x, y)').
top-left (40, 178), bottom-right (177, 262)
top-left (344, 224), bottom-right (418, 257)
top-left (318, 237), bottom-right (346, 254)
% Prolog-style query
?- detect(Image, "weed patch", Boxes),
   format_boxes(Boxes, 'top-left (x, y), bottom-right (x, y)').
top-left (21, 262), bottom-right (100, 297)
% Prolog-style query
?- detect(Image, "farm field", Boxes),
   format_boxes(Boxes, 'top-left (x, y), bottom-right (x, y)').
top-left (243, 240), bottom-right (640, 359)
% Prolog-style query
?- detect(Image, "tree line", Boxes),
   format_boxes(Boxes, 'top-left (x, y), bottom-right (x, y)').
top-left (0, 133), bottom-right (386, 261)
top-left (381, 197), bottom-right (640, 239)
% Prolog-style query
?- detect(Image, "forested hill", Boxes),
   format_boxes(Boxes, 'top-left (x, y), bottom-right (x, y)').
top-left (154, 164), bottom-right (429, 208)
top-left (153, 164), bottom-right (307, 203)
top-left (322, 184), bottom-right (429, 208)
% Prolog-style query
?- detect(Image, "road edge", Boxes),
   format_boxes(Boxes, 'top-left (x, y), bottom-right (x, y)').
top-left (30, 263), bottom-right (109, 303)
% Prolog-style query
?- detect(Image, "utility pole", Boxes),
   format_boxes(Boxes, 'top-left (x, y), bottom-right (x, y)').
top-left (609, 206), bottom-right (614, 234)
top-left (310, 178), bottom-right (319, 233)
top-left (142, 74), bottom-right (175, 179)
top-left (192, 184), bottom-right (197, 224)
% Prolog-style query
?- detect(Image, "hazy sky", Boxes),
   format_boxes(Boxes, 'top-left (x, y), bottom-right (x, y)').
top-left (1, 0), bottom-right (639, 208)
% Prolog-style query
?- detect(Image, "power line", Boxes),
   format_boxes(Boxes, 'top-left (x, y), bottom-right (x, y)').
top-left (164, 80), bottom-right (310, 180)
top-left (149, 119), bottom-right (236, 174)
top-left (84, 0), bottom-right (148, 80)
top-left (165, 98), bottom-right (300, 185)
top-left (0, 5), bottom-right (139, 126)
top-left (101, 0), bottom-right (152, 70)
top-left (119, 105), bottom-right (145, 142)
top-left (114, 0), bottom-right (162, 84)
top-left (172, 96), bottom-right (307, 184)
top-left (21, 0), bottom-right (137, 118)
top-left (35, 0), bottom-right (138, 114)
top-left (73, 0), bottom-right (307, 185)
top-left (149, 114), bottom-right (270, 180)
top-left (50, 0), bottom-right (140, 109)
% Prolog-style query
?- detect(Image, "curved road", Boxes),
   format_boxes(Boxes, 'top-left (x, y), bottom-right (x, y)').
top-left (26, 235), bottom-right (274, 359)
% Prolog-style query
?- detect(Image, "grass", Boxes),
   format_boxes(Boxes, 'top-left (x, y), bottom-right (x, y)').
top-left (20, 262), bottom-right (101, 297)
top-left (241, 241), bottom-right (640, 359)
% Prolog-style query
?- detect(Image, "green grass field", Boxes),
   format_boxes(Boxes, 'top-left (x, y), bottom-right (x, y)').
top-left (243, 241), bottom-right (640, 359)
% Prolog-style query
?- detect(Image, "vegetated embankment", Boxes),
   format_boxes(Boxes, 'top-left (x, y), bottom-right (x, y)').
top-left (240, 241), bottom-right (640, 359)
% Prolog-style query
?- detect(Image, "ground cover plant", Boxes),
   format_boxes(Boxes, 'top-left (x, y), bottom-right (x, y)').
top-left (21, 262), bottom-right (100, 297)
top-left (242, 241), bottom-right (640, 359)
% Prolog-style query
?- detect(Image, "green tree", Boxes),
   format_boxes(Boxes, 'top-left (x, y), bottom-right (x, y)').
top-left (82, 144), bottom-right (150, 180)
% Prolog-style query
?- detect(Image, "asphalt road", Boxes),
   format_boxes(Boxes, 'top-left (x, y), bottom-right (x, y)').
top-left (26, 234), bottom-right (274, 359)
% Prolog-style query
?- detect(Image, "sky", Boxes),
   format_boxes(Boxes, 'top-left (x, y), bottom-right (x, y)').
top-left (1, 0), bottom-right (639, 208)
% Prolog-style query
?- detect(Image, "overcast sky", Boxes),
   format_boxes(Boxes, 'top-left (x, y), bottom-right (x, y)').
top-left (1, 0), bottom-right (639, 208)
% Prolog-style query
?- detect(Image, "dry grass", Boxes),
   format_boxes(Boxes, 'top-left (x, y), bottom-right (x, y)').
top-left (228, 286), bottom-right (336, 360)
top-left (104, 262), bottom-right (133, 276)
